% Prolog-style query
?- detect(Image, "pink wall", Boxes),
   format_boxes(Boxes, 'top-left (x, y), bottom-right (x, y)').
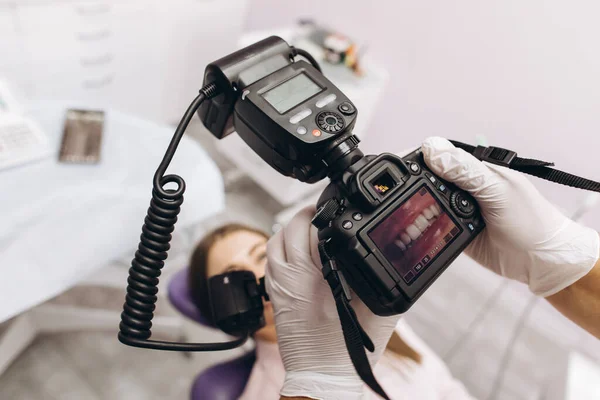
top-left (245, 1), bottom-right (600, 229)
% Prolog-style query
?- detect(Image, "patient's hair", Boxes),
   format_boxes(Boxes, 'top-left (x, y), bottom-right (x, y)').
top-left (188, 223), bottom-right (269, 324)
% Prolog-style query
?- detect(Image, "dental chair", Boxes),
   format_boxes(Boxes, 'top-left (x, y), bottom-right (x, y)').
top-left (168, 268), bottom-right (256, 400)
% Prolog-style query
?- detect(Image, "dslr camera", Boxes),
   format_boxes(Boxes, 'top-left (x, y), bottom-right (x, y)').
top-left (199, 36), bottom-right (485, 317)
top-left (118, 35), bottom-right (485, 354)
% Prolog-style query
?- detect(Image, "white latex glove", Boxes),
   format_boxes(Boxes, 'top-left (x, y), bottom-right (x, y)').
top-left (421, 137), bottom-right (600, 296)
top-left (265, 206), bottom-right (400, 400)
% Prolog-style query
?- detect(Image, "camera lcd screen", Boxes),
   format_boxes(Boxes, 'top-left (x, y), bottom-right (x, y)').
top-left (368, 185), bottom-right (461, 284)
top-left (262, 73), bottom-right (322, 114)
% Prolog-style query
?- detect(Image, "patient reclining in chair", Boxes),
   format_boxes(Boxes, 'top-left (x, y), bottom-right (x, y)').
top-left (188, 223), bottom-right (475, 400)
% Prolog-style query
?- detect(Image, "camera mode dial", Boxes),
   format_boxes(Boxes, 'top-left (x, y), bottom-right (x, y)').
top-left (450, 191), bottom-right (476, 218)
top-left (312, 199), bottom-right (341, 229)
top-left (316, 111), bottom-right (345, 133)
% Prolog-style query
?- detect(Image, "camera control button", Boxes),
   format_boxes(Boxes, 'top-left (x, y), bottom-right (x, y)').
top-left (408, 162), bottom-right (420, 174)
top-left (450, 191), bottom-right (476, 218)
top-left (289, 109), bottom-right (312, 124)
top-left (403, 271), bottom-right (415, 283)
top-left (437, 183), bottom-right (448, 194)
top-left (425, 173), bottom-right (437, 184)
top-left (316, 111), bottom-right (345, 133)
top-left (316, 93), bottom-right (337, 108)
top-left (338, 102), bottom-right (356, 115)
top-left (342, 220), bottom-right (353, 230)
top-left (296, 126), bottom-right (307, 135)
top-left (312, 199), bottom-right (340, 229)
top-left (352, 212), bottom-right (363, 221)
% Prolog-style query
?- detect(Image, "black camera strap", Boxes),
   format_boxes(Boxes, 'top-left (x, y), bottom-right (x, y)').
top-left (318, 241), bottom-right (391, 400)
top-left (450, 141), bottom-right (600, 192)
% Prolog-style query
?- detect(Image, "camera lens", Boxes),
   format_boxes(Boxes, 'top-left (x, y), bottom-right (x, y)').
top-left (325, 116), bottom-right (337, 125)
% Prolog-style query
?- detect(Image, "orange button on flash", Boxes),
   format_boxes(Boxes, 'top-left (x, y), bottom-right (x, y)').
top-left (312, 129), bottom-right (322, 137)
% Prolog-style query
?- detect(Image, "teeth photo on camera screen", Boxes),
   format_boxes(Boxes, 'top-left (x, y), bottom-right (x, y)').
top-left (368, 186), bottom-right (461, 282)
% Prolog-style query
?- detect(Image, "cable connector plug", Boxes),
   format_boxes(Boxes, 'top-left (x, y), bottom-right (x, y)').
top-left (200, 82), bottom-right (219, 99)
top-left (290, 47), bottom-right (322, 72)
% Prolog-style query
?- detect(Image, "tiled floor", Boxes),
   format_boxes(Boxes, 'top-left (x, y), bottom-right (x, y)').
top-left (1, 120), bottom-right (599, 400)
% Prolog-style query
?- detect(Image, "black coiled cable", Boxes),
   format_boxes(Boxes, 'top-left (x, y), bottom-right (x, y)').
top-left (118, 83), bottom-right (248, 351)
top-left (118, 48), bottom-right (322, 351)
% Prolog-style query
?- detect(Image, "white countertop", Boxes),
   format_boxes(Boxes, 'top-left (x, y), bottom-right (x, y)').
top-left (0, 101), bottom-right (224, 323)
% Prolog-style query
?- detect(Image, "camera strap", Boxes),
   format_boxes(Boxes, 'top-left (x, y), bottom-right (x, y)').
top-left (318, 241), bottom-right (391, 400)
top-left (450, 141), bottom-right (600, 192)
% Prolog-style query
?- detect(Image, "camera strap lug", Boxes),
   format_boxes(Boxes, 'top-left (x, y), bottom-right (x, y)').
top-left (317, 240), bottom-right (391, 400)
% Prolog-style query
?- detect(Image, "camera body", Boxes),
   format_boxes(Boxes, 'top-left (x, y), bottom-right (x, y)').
top-left (199, 36), bottom-right (485, 318)
top-left (314, 151), bottom-right (484, 315)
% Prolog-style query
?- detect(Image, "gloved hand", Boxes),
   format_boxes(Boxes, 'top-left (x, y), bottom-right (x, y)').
top-left (421, 137), bottom-right (600, 297)
top-left (265, 206), bottom-right (400, 400)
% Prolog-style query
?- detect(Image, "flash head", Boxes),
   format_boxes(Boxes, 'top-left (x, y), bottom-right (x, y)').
top-left (198, 36), bottom-right (360, 183)
top-left (198, 36), bottom-right (292, 140)
top-left (208, 270), bottom-right (266, 336)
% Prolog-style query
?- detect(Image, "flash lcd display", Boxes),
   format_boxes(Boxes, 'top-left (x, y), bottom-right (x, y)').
top-left (262, 73), bottom-right (322, 114)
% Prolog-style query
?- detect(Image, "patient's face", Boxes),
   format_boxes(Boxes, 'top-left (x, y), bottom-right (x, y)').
top-left (206, 230), bottom-right (276, 342)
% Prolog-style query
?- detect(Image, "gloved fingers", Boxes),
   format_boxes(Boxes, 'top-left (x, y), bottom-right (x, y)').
top-left (282, 205), bottom-right (333, 301)
top-left (464, 231), bottom-right (502, 276)
top-left (264, 225), bottom-right (288, 300)
top-left (421, 137), bottom-right (504, 201)
top-left (267, 205), bottom-right (315, 273)
top-left (266, 205), bottom-right (335, 313)
top-left (282, 205), bottom-right (318, 271)
top-left (266, 210), bottom-right (313, 300)
top-left (309, 218), bottom-right (323, 270)
top-left (485, 162), bottom-right (547, 198)
top-left (352, 300), bottom-right (402, 343)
